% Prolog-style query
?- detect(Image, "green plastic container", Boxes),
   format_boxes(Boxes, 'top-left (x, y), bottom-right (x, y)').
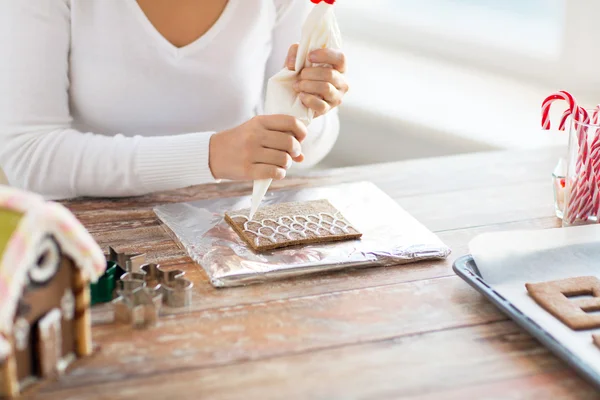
top-left (90, 261), bottom-right (124, 305)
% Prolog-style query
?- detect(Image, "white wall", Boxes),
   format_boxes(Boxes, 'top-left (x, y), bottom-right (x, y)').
top-left (318, 40), bottom-right (570, 169)
top-left (320, 106), bottom-right (494, 169)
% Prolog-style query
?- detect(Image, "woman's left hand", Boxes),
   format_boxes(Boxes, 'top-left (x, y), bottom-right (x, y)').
top-left (286, 44), bottom-right (349, 118)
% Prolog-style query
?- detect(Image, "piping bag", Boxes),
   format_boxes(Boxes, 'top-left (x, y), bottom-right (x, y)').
top-left (249, 0), bottom-right (342, 220)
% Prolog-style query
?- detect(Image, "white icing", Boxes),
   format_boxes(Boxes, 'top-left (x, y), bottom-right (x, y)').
top-left (61, 289), bottom-right (75, 321)
top-left (29, 237), bottom-right (60, 284)
top-left (231, 212), bottom-right (353, 246)
top-left (0, 337), bottom-right (10, 360)
top-left (38, 309), bottom-right (63, 363)
top-left (14, 318), bottom-right (30, 351)
top-left (250, 179), bottom-right (272, 220)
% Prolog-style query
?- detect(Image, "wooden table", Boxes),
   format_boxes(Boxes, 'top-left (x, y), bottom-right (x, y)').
top-left (27, 147), bottom-right (600, 399)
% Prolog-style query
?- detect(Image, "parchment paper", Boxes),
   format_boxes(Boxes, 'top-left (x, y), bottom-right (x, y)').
top-left (154, 182), bottom-right (450, 287)
top-left (470, 224), bottom-right (600, 371)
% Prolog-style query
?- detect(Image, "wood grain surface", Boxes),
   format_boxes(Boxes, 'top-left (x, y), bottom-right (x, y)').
top-left (23, 147), bottom-right (599, 399)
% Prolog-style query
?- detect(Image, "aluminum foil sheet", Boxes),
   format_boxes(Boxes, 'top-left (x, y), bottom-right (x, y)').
top-left (154, 182), bottom-right (451, 287)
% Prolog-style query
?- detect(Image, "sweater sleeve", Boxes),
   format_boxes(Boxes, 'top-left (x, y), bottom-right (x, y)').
top-left (0, 0), bottom-right (217, 200)
top-left (265, 0), bottom-right (341, 170)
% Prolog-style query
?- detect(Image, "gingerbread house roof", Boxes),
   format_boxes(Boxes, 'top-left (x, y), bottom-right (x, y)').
top-left (0, 186), bottom-right (105, 343)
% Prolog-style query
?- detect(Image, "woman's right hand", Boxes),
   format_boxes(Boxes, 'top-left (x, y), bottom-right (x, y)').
top-left (208, 115), bottom-right (307, 181)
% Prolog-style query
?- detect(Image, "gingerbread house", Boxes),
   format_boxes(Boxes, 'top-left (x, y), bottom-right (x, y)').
top-left (0, 186), bottom-right (105, 397)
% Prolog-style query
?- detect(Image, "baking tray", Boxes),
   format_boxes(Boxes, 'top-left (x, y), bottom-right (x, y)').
top-left (453, 255), bottom-right (600, 390)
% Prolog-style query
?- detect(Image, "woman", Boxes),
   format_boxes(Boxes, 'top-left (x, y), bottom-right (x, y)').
top-left (0, 0), bottom-right (348, 199)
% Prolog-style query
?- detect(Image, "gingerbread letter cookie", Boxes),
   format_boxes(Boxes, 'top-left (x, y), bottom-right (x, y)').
top-left (225, 199), bottom-right (362, 252)
top-left (526, 276), bottom-right (600, 330)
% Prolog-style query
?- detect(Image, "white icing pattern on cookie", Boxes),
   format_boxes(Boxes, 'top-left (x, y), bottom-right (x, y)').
top-left (231, 212), bottom-right (353, 246)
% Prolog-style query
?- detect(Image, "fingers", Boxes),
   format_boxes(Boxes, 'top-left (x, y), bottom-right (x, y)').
top-left (286, 44), bottom-right (299, 71)
top-left (308, 48), bottom-right (346, 73)
top-left (250, 133), bottom-right (303, 180)
top-left (294, 80), bottom-right (342, 105)
top-left (293, 153), bottom-right (305, 163)
top-left (255, 148), bottom-right (293, 169)
top-left (295, 51), bottom-right (349, 115)
top-left (239, 115), bottom-right (308, 181)
top-left (299, 93), bottom-right (330, 118)
top-left (259, 130), bottom-right (302, 158)
top-left (249, 164), bottom-right (287, 181)
top-left (259, 115), bottom-right (308, 142)
top-left (299, 67), bottom-right (348, 91)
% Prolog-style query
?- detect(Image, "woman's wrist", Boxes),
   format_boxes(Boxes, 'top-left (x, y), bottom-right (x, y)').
top-left (208, 131), bottom-right (225, 180)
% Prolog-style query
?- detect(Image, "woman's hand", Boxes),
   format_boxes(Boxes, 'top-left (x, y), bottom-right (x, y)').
top-left (209, 115), bottom-right (307, 181)
top-left (286, 44), bottom-right (349, 118)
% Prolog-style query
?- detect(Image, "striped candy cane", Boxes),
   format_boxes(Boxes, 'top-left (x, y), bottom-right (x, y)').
top-left (558, 109), bottom-right (572, 131)
top-left (588, 105), bottom-right (600, 219)
top-left (541, 91), bottom-right (596, 223)
top-left (569, 107), bottom-right (600, 221)
top-left (541, 91), bottom-right (578, 130)
top-left (565, 108), bottom-right (594, 222)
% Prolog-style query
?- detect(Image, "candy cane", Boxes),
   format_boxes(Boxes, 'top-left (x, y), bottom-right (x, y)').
top-left (565, 108), bottom-right (594, 222)
top-left (589, 105), bottom-right (600, 219)
top-left (569, 105), bottom-right (600, 223)
top-left (557, 106), bottom-right (590, 221)
top-left (541, 92), bottom-right (583, 221)
top-left (558, 109), bottom-right (572, 131)
top-left (541, 91), bottom-right (578, 130)
top-left (593, 105), bottom-right (600, 124)
top-left (540, 91), bottom-right (600, 223)
top-left (572, 107), bottom-right (600, 221)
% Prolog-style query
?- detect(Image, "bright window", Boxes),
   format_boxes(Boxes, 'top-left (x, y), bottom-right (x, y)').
top-left (335, 0), bottom-right (600, 96)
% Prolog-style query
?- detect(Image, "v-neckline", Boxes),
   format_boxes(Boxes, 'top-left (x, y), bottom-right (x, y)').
top-left (128, 0), bottom-right (236, 58)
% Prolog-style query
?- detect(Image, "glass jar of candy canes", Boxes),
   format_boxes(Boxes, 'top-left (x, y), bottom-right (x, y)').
top-left (541, 91), bottom-right (600, 226)
top-left (562, 109), bottom-right (600, 226)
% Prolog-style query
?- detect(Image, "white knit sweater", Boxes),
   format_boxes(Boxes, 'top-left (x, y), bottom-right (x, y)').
top-left (0, 0), bottom-right (339, 199)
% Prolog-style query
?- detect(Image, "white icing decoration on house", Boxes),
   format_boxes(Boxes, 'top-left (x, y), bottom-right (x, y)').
top-left (231, 212), bottom-right (353, 246)
top-left (38, 309), bottom-right (62, 362)
top-left (14, 318), bottom-right (30, 351)
top-left (61, 289), bottom-right (75, 321)
top-left (39, 309), bottom-right (61, 337)
top-left (57, 353), bottom-right (76, 373)
top-left (29, 238), bottom-right (60, 284)
top-left (0, 337), bottom-right (10, 360)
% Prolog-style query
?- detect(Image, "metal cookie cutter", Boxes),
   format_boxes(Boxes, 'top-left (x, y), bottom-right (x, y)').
top-left (115, 263), bottom-right (193, 307)
top-left (139, 263), bottom-right (193, 308)
top-left (108, 246), bottom-right (147, 272)
top-left (112, 274), bottom-right (162, 329)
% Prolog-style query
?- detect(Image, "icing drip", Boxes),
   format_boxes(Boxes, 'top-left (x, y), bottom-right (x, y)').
top-left (231, 212), bottom-right (353, 246)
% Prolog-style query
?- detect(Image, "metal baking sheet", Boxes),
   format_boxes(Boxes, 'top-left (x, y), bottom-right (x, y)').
top-left (453, 255), bottom-right (600, 391)
top-left (154, 181), bottom-right (450, 287)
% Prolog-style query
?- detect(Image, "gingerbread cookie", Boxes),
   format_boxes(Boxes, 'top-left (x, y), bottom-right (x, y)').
top-left (225, 199), bottom-right (362, 252)
top-left (526, 276), bottom-right (600, 330)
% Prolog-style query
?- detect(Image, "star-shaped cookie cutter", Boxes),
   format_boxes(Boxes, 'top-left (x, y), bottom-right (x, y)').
top-left (117, 263), bottom-right (193, 308)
